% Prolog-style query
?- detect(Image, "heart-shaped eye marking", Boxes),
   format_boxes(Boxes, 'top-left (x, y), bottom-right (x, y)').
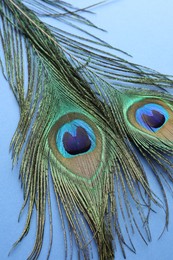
top-left (141, 110), bottom-right (165, 129)
top-left (63, 126), bottom-right (91, 155)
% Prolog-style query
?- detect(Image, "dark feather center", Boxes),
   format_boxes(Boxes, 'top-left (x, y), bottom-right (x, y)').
top-left (142, 110), bottom-right (165, 128)
top-left (63, 126), bottom-right (91, 155)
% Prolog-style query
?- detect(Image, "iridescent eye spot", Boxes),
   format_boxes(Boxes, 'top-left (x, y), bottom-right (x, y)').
top-left (136, 103), bottom-right (169, 132)
top-left (48, 113), bottom-right (103, 179)
top-left (56, 119), bottom-right (96, 158)
top-left (63, 126), bottom-right (91, 155)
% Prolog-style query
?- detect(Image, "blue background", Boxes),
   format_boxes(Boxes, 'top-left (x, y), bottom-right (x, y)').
top-left (1, 0), bottom-right (173, 259)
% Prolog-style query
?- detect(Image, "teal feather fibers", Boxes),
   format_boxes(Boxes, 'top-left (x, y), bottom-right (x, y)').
top-left (1, 1), bottom-right (173, 260)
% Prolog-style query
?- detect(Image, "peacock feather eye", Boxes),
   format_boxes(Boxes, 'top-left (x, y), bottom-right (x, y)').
top-left (126, 98), bottom-right (173, 141)
top-left (56, 119), bottom-right (96, 158)
top-left (136, 103), bottom-right (169, 132)
top-left (48, 113), bottom-right (103, 179)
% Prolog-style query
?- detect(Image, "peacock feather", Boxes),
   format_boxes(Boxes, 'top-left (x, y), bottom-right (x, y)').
top-left (1, 0), bottom-right (173, 259)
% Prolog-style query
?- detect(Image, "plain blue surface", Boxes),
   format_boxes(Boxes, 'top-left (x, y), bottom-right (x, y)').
top-left (1, 0), bottom-right (173, 259)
